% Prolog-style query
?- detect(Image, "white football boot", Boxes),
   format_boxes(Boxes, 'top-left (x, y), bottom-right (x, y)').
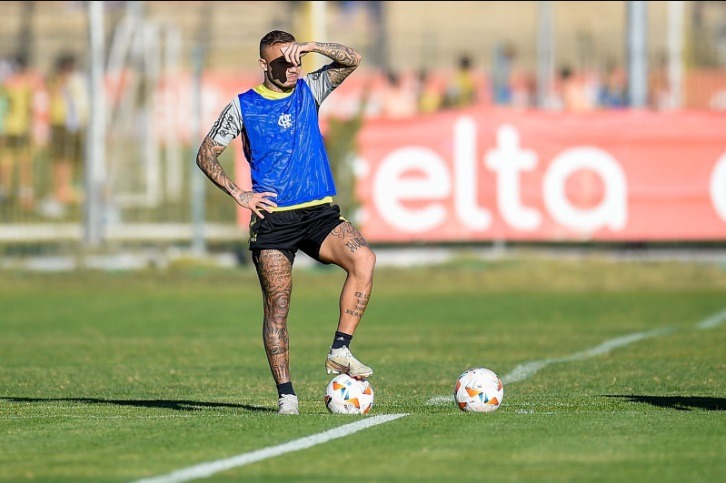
top-left (277, 394), bottom-right (299, 415)
top-left (325, 346), bottom-right (374, 378)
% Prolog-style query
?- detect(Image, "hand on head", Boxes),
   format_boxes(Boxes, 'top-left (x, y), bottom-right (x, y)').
top-left (280, 42), bottom-right (310, 67)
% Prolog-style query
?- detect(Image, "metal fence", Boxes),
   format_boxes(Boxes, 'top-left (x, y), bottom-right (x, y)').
top-left (0, 1), bottom-right (724, 264)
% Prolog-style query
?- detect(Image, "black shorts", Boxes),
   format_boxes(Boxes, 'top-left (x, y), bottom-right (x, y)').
top-left (249, 203), bottom-right (346, 265)
top-left (50, 126), bottom-right (84, 165)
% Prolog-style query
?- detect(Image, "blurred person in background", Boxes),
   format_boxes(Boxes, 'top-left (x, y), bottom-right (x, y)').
top-left (416, 68), bottom-right (444, 114)
top-left (491, 43), bottom-right (516, 106)
top-left (40, 53), bottom-right (89, 218)
top-left (195, 30), bottom-right (376, 415)
top-left (381, 69), bottom-right (418, 118)
top-left (0, 59), bottom-right (11, 200)
top-left (598, 62), bottom-right (628, 109)
top-left (648, 51), bottom-right (671, 110)
top-left (443, 53), bottom-right (477, 109)
top-left (509, 68), bottom-right (536, 110)
top-left (0, 54), bottom-right (38, 210)
top-left (491, 43), bottom-right (534, 109)
top-left (557, 65), bottom-right (595, 112)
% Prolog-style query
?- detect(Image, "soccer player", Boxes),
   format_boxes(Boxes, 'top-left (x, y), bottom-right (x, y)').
top-left (196, 31), bottom-right (375, 415)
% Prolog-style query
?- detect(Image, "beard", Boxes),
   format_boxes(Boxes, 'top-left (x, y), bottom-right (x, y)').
top-left (268, 67), bottom-right (299, 90)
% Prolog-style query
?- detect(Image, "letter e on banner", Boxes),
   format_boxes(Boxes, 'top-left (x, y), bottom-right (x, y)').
top-left (373, 147), bottom-right (451, 233)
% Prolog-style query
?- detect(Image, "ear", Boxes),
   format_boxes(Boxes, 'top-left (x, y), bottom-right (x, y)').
top-left (258, 58), bottom-right (267, 72)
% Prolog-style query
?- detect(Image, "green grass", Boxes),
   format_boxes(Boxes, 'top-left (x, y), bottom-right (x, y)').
top-left (1, 257), bottom-right (725, 482)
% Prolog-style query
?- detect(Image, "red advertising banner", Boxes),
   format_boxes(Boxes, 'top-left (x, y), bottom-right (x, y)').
top-left (355, 108), bottom-right (726, 242)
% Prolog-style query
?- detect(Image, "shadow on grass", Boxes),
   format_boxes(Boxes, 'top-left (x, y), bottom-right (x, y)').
top-left (606, 395), bottom-right (725, 411)
top-left (1, 396), bottom-right (275, 413)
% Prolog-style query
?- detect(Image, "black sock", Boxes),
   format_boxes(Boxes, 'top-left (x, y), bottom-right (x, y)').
top-left (276, 382), bottom-right (295, 397)
top-left (331, 331), bottom-right (353, 350)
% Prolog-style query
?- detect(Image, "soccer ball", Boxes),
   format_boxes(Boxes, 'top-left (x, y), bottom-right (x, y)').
top-left (454, 367), bottom-right (504, 413)
top-left (324, 373), bottom-right (374, 415)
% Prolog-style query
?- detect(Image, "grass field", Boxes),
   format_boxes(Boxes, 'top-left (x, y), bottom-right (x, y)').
top-left (1, 256), bottom-right (725, 482)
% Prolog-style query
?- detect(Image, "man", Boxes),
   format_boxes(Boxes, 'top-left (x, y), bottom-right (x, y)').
top-left (0, 55), bottom-right (37, 210)
top-left (444, 53), bottom-right (477, 109)
top-left (46, 53), bottom-right (88, 212)
top-left (196, 30), bottom-right (375, 415)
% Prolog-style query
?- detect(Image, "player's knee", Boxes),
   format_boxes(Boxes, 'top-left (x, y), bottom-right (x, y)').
top-left (266, 292), bottom-right (291, 319)
top-left (353, 248), bottom-right (376, 278)
top-left (366, 249), bottom-right (376, 271)
top-left (274, 292), bottom-right (291, 310)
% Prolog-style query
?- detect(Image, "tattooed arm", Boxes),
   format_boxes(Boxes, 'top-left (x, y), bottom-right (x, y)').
top-left (195, 135), bottom-right (277, 218)
top-left (281, 41), bottom-right (362, 87)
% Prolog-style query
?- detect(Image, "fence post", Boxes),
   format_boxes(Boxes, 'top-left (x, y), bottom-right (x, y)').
top-left (190, 44), bottom-right (206, 257)
top-left (85, 1), bottom-right (107, 248)
top-left (536, 1), bottom-right (555, 109)
top-left (627, 1), bottom-right (648, 108)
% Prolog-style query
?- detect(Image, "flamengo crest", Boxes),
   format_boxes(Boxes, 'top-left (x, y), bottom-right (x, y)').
top-left (278, 113), bottom-right (292, 129)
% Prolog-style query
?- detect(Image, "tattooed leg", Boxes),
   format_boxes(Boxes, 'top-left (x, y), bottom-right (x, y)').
top-left (254, 250), bottom-right (293, 384)
top-left (319, 222), bottom-right (376, 335)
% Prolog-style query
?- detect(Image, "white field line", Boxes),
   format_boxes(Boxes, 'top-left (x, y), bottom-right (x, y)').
top-left (429, 306), bottom-right (726, 406)
top-left (503, 327), bottom-right (674, 384)
top-left (131, 413), bottom-right (408, 483)
top-left (696, 308), bottom-right (726, 330)
top-left (427, 327), bottom-right (673, 406)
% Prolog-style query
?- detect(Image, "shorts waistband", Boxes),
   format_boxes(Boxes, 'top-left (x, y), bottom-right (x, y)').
top-left (273, 196), bottom-right (333, 212)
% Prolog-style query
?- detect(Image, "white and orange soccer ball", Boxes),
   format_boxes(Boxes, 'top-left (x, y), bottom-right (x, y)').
top-left (324, 373), bottom-right (374, 415)
top-left (454, 367), bottom-right (504, 413)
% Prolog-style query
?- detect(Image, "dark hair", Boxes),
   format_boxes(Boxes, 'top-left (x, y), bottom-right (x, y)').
top-left (259, 30), bottom-right (296, 57)
top-left (458, 55), bottom-right (472, 70)
top-left (55, 53), bottom-right (77, 72)
top-left (14, 53), bottom-right (28, 69)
